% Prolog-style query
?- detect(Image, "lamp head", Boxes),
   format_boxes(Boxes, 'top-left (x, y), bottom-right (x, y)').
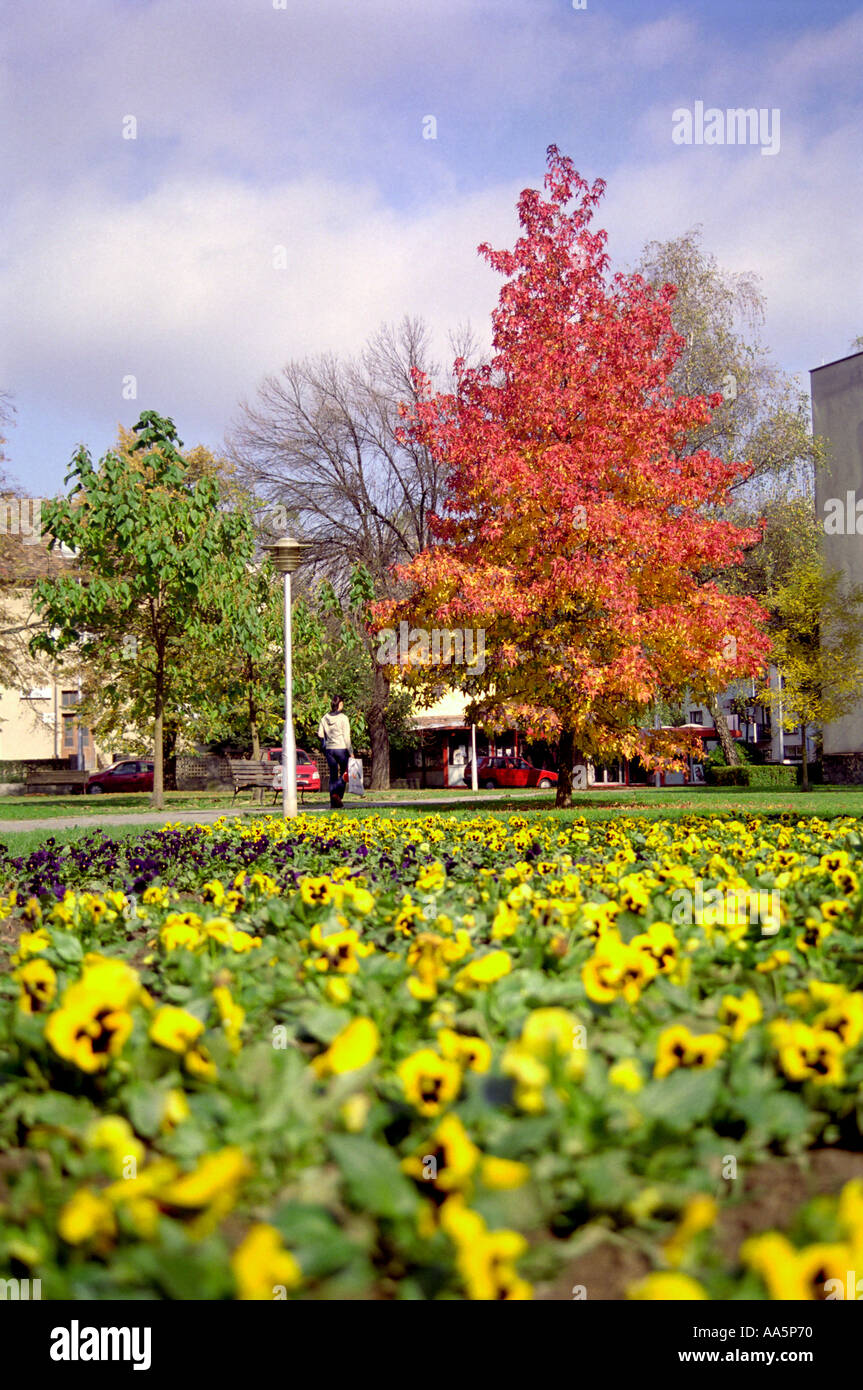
top-left (264, 536), bottom-right (312, 575)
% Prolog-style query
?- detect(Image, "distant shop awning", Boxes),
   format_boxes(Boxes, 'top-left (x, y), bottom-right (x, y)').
top-left (412, 715), bottom-right (471, 732)
top-left (409, 688), bottom-right (472, 733)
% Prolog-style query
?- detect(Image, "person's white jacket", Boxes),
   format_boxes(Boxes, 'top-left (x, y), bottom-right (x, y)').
top-left (318, 711), bottom-right (352, 753)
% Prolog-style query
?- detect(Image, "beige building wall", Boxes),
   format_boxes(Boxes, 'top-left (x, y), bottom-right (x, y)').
top-left (812, 349), bottom-right (863, 777)
top-left (0, 590), bottom-right (99, 767)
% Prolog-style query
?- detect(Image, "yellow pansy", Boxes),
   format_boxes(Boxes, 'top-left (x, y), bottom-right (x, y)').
top-left (312, 1017), bottom-right (380, 1078)
top-left (654, 1025), bottom-right (726, 1080)
top-left (14, 957), bottom-right (57, 1013)
top-left (213, 986), bottom-right (244, 1052)
top-left (402, 1114), bottom-right (480, 1192)
top-left (609, 1059), bottom-right (643, 1093)
top-left (46, 994), bottom-right (134, 1073)
top-left (232, 1224), bottom-right (302, 1300)
top-left (85, 1116), bottom-right (145, 1176)
top-left (397, 1048), bottom-right (462, 1115)
top-left (663, 1194), bottom-right (718, 1267)
top-left (628, 1273), bottom-right (707, 1300)
top-left (13, 926), bottom-right (50, 962)
top-left (454, 950), bottom-right (512, 992)
top-left (718, 990), bottom-right (762, 1041)
top-left (58, 1189), bottom-right (117, 1246)
top-left (479, 1156), bottom-right (530, 1190)
top-left (437, 1029), bottom-right (492, 1073)
top-left (769, 1020), bottom-right (845, 1085)
top-left (149, 1006), bottom-right (205, 1054)
top-left (501, 1046), bottom-right (549, 1113)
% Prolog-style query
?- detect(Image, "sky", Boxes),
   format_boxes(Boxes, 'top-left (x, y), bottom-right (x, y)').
top-left (2, 0), bottom-right (862, 496)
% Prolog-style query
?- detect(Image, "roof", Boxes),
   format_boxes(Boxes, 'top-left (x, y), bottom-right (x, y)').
top-left (810, 348), bottom-right (863, 373)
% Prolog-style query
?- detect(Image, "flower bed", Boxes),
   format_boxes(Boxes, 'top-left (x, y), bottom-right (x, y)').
top-left (1, 810), bottom-right (863, 1300)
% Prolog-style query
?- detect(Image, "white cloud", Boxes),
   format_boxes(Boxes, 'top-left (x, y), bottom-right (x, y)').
top-left (3, 0), bottom-right (860, 488)
top-left (4, 171), bottom-right (518, 440)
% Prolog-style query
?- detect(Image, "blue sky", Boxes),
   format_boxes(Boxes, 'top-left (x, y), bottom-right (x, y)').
top-left (2, 0), bottom-right (862, 495)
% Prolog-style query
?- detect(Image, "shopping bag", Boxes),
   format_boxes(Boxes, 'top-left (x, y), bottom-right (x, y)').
top-left (347, 757), bottom-right (365, 796)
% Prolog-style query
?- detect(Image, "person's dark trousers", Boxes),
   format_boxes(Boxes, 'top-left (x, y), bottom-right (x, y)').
top-left (324, 749), bottom-right (349, 807)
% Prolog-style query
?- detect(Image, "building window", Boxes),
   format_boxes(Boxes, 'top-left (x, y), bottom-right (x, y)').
top-left (61, 689), bottom-right (92, 761)
top-left (689, 710), bottom-right (703, 725)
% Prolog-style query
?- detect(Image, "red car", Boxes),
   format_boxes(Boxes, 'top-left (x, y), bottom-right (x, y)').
top-left (262, 747), bottom-right (322, 793)
top-left (86, 759), bottom-right (154, 794)
top-left (473, 756), bottom-right (558, 790)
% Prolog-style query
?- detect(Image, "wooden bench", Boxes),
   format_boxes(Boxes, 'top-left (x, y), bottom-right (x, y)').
top-left (24, 769), bottom-right (90, 795)
top-left (226, 759), bottom-right (319, 807)
top-left (227, 759), bottom-right (277, 805)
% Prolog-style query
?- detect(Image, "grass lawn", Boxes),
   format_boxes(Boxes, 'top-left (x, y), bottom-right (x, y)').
top-left (0, 785), bottom-right (552, 821)
top-left (0, 789), bottom-right (253, 820)
top-left (0, 783), bottom-right (861, 835)
top-left (427, 785), bottom-right (863, 821)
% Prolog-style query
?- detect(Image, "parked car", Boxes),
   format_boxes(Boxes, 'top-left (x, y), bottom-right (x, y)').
top-left (261, 747), bottom-right (322, 793)
top-left (86, 759), bottom-right (154, 794)
top-left (472, 756), bottom-right (558, 790)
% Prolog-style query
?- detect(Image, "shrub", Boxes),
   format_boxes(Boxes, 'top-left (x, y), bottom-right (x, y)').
top-left (706, 764), bottom-right (798, 789)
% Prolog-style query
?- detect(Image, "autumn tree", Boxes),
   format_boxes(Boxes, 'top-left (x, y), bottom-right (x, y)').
top-left (31, 411), bottom-right (255, 808)
top-left (379, 147), bottom-right (770, 805)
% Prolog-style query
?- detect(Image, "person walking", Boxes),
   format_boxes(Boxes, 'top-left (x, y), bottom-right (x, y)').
top-left (318, 695), bottom-right (352, 809)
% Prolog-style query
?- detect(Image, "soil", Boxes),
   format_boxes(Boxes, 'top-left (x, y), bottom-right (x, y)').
top-left (536, 1148), bottom-right (863, 1300)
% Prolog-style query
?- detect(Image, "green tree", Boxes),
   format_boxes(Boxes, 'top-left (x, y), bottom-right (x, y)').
top-left (179, 565), bottom-right (394, 763)
top-left (758, 559), bottom-right (863, 791)
top-left (30, 411), bottom-right (255, 808)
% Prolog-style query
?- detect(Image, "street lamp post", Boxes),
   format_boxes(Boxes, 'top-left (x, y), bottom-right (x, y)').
top-left (264, 537), bottom-right (311, 818)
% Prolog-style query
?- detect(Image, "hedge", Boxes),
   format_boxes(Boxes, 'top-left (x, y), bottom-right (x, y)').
top-left (705, 763), bottom-right (821, 789)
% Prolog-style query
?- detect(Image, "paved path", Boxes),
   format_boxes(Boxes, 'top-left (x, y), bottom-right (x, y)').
top-left (0, 790), bottom-right (545, 836)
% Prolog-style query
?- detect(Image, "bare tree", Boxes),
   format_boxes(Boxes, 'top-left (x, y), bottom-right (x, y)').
top-left (0, 392), bottom-right (57, 688)
top-left (0, 390), bottom-right (15, 467)
top-left (228, 317), bottom-right (474, 787)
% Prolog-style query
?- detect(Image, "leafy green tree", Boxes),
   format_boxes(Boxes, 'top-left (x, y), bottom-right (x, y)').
top-left (180, 563), bottom-right (284, 758)
top-left (178, 565), bottom-right (400, 764)
top-left (30, 411), bottom-right (255, 808)
top-left (758, 560), bottom-right (863, 791)
top-left (637, 229), bottom-right (822, 761)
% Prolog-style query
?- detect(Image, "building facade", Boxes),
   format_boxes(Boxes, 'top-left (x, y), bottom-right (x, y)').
top-left (0, 547), bottom-right (100, 771)
top-left (812, 349), bottom-right (863, 781)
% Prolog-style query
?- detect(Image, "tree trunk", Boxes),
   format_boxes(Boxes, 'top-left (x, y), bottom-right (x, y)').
top-left (706, 692), bottom-right (740, 766)
top-left (163, 718), bottom-right (178, 792)
top-left (555, 727), bottom-right (575, 808)
top-left (800, 723), bottom-right (810, 792)
top-left (152, 643), bottom-right (165, 810)
top-left (368, 664), bottom-right (391, 790)
top-left (249, 668), bottom-right (261, 760)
